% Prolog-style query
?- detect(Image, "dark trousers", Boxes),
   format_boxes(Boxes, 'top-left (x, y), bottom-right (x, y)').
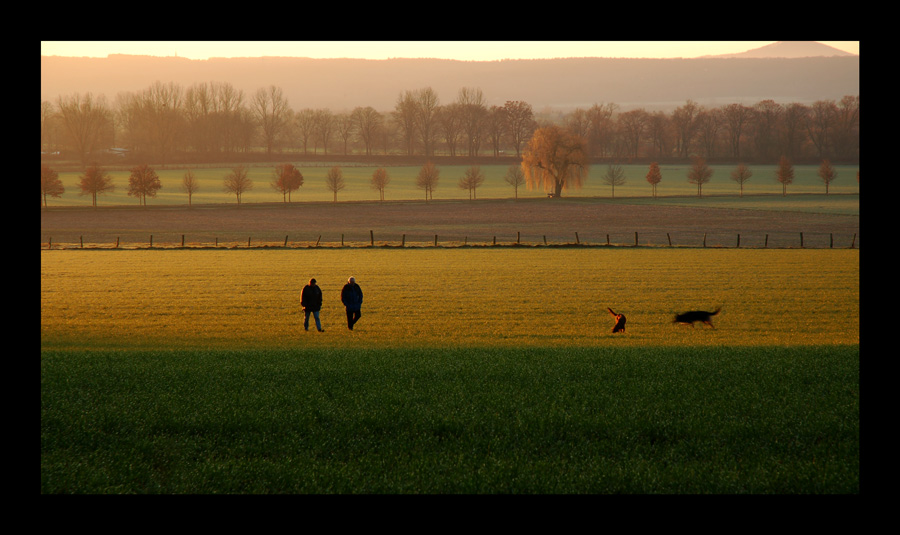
top-left (346, 309), bottom-right (361, 329)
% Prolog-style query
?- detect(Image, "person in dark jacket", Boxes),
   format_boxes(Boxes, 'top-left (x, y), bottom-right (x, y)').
top-left (340, 276), bottom-right (363, 330)
top-left (301, 278), bottom-right (324, 332)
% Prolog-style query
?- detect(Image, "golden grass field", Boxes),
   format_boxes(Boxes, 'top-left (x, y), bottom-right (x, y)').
top-left (41, 248), bottom-right (859, 351)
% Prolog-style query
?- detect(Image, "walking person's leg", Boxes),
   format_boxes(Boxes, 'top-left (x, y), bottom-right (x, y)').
top-left (304, 310), bottom-right (311, 331)
top-left (313, 310), bottom-right (323, 331)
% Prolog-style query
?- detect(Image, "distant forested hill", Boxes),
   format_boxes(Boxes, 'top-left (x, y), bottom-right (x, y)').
top-left (41, 54), bottom-right (859, 112)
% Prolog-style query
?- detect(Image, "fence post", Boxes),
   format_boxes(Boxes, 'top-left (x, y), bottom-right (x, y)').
top-left (401, 234), bottom-right (405, 247)
top-left (493, 236), bottom-right (496, 245)
top-left (703, 233), bottom-right (707, 248)
top-left (341, 234), bottom-right (344, 247)
top-left (575, 232), bottom-right (580, 244)
top-left (183, 235), bottom-right (186, 247)
top-left (517, 231), bottom-right (520, 244)
top-left (370, 230), bottom-right (374, 246)
top-left (607, 234), bottom-right (610, 246)
top-left (830, 233), bottom-right (834, 248)
top-left (851, 233), bottom-right (856, 249)
top-left (736, 234), bottom-right (740, 248)
top-left (543, 235), bottom-right (547, 245)
top-left (667, 233), bottom-right (672, 247)
top-left (634, 232), bottom-right (638, 246)
top-left (435, 234), bottom-right (438, 247)
top-left (765, 234), bottom-right (768, 248)
top-left (284, 235), bottom-right (288, 247)
top-left (48, 237), bottom-right (51, 250)
top-left (800, 232), bottom-right (804, 248)
top-left (316, 235), bottom-right (321, 247)
top-left (80, 236), bottom-right (84, 248)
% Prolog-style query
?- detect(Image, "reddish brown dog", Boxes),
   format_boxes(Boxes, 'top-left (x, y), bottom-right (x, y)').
top-left (607, 307), bottom-right (626, 333)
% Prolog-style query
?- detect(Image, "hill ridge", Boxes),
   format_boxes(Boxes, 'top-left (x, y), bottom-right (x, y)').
top-left (41, 55), bottom-right (859, 112)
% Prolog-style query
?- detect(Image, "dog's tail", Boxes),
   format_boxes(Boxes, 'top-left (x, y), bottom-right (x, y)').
top-left (711, 306), bottom-right (722, 316)
top-left (607, 307), bottom-right (617, 316)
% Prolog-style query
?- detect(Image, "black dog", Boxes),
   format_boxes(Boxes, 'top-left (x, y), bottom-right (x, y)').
top-left (673, 307), bottom-right (721, 328)
top-left (607, 307), bottom-right (626, 333)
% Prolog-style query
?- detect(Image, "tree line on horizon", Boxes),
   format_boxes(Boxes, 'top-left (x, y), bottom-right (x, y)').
top-left (41, 81), bottom-right (859, 168)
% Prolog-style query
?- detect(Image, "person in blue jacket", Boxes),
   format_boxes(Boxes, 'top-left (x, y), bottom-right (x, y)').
top-left (341, 276), bottom-right (363, 330)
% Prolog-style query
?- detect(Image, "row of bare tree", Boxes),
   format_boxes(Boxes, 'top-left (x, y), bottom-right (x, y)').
top-left (41, 81), bottom-right (859, 166)
top-left (40, 159), bottom-right (515, 207)
top-left (41, 148), bottom-right (846, 208)
top-left (520, 125), bottom-right (848, 199)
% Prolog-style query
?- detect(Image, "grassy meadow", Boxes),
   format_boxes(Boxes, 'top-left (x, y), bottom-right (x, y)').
top-left (41, 248), bottom-right (859, 493)
top-left (41, 248), bottom-right (858, 350)
top-left (46, 162), bottom-right (860, 207)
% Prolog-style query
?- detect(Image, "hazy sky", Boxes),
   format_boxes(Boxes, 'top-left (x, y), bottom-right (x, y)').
top-left (41, 41), bottom-right (859, 61)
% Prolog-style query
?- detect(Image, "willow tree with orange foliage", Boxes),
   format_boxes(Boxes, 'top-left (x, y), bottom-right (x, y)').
top-left (521, 125), bottom-right (589, 198)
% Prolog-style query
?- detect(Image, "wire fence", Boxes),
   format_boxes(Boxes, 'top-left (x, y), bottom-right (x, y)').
top-left (42, 230), bottom-right (859, 250)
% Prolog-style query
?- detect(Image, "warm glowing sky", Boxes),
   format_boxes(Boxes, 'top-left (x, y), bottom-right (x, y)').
top-left (41, 41), bottom-right (859, 61)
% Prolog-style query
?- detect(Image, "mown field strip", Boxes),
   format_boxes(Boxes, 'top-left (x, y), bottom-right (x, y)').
top-left (41, 248), bottom-right (859, 350)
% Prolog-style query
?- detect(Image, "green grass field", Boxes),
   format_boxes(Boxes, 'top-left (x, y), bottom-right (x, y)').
top-left (41, 248), bottom-right (859, 493)
top-left (47, 162), bottom-right (860, 207)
